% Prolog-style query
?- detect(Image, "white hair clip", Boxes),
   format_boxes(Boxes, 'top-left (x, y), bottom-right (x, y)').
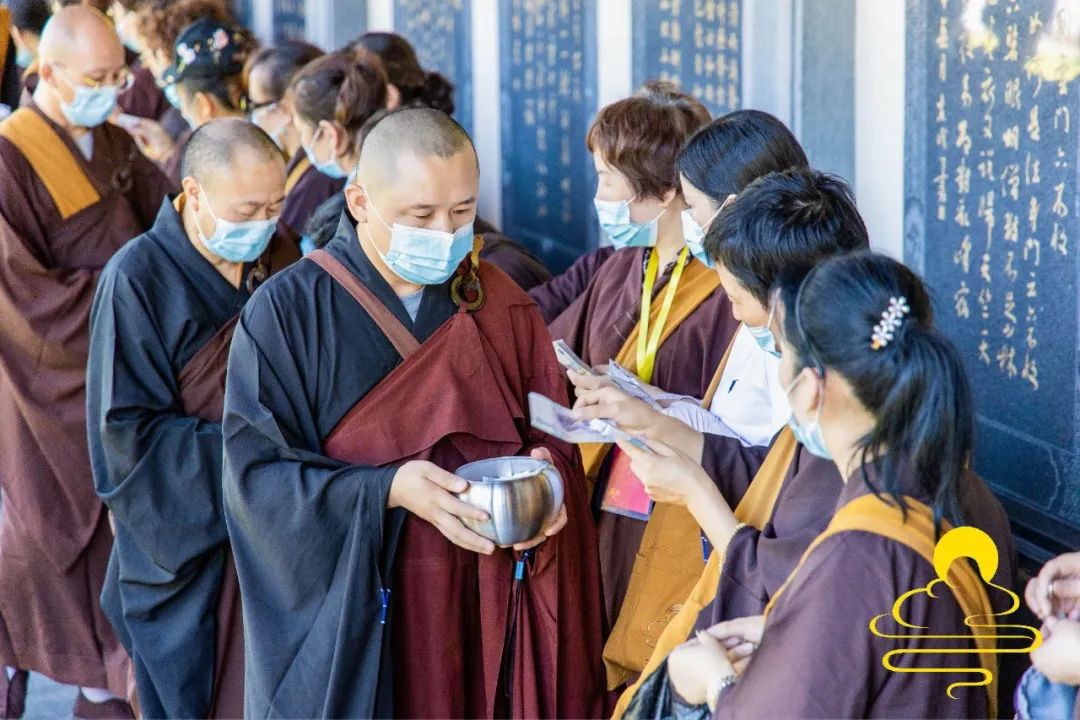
top-left (871, 296), bottom-right (911, 350)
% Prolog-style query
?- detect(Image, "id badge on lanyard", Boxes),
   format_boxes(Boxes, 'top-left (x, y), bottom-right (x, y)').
top-left (635, 246), bottom-right (690, 384)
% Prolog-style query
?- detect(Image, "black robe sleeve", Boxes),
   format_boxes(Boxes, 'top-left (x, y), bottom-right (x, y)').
top-left (221, 280), bottom-right (400, 718)
top-left (87, 254), bottom-right (230, 717)
top-left (88, 266), bottom-right (228, 573)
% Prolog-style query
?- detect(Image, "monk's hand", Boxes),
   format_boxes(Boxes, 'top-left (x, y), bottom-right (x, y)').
top-left (1026, 551), bottom-right (1080, 620)
top-left (614, 436), bottom-right (712, 508)
top-left (1031, 617), bottom-right (1080, 685)
top-left (573, 386), bottom-right (665, 436)
top-left (510, 447), bottom-right (568, 551)
top-left (668, 631), bottom-right (736, 706)
top-left (388, 461), bottom-right (496, 555)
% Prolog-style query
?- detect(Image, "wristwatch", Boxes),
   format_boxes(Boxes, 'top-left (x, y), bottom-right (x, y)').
top-left (705, 673), bottom-right (739, 712)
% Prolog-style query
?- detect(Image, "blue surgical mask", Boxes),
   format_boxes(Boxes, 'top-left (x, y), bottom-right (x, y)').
top-left (163, 83), bottom-right (181, 110)
top-left (747, 303), bottom-right (780, 358)
top-left (303, 126), bottom-right (349, 179)
top-left (784, 372), bottom-right (832, 459)
top-left (15, 46), bottom-right (34, 69)
top-left (747, 326), bottom-right (781, 358)
top-left (58, 80), bottom-right (119, 128)
top-left (680, 206), bottom-right (723, 266)
top-left (195, 186), bottom-right (278, 263)
top-left (364, 187), bottom-right (475, 286)
top-left (594, 196), bottom-right (661, 249)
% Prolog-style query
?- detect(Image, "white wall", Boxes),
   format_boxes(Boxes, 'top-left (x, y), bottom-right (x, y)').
top-left (367, 0), bottom-right (392, 31)
top-left (743, 0), bottom-right (794, 127)
top-left (471, 0), bottom-right (501, 226)
top-left (596, 0), bottom-right (632, 107)
top-left (854, 0), bottom-right (906, 258)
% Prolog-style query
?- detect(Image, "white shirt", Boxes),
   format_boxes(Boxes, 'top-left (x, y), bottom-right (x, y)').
top-left (661, 324), bottom-right (790, 447)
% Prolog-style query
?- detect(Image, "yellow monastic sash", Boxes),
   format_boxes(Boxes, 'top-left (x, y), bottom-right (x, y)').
top-left (0, 108), bottom-right (100, 220)
top-left (0, 7), bottom-right (11, 81)
top-left (611, 427), bottom-right (798, 714)
top-left (764, 494), bottom-right (998, 718)
top-left (580, 257), bottom-right (722, 488)
top-left (284, 155), bottom-right (311, 195)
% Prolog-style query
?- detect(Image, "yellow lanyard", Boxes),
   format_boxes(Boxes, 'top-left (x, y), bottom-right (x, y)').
top-left (636, 246), bottom-right (689, 383)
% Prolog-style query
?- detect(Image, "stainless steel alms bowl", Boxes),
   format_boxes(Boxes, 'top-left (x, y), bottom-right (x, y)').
top-left (455, 456), bottom-right (564, 547)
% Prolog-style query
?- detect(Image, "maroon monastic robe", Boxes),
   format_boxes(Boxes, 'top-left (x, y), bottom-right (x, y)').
top-left (0, 103), bottom-right (171, 691)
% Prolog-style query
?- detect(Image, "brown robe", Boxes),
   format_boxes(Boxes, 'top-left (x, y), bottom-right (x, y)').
top-left (477, 230), bottom-right (552, 291)
top-left (0, 103), bottom-right (172, 691)
top-left (695, 443), bottom-right (843, 630)
top-left (117, 53), bottom-right (170, 122)
top-left (281, 151), bottom-right (345, 236)
top-left (529, 245), bottom-right (616, 324)
top-left (713, 465), bottom-right (1017, 719)
top-left (549, 246), bottom-right (739, 629)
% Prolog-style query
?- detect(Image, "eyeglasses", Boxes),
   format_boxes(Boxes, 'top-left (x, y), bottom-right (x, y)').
top-left (53, 62), bottom-right (133, 91)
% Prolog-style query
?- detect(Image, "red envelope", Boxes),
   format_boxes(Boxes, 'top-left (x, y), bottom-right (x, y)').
top-left (600, 447), bottom-right (654, 520)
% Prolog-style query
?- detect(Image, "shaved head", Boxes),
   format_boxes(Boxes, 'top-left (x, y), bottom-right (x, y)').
top-left (39, 5), bottom-right (122, 68)
top-left (53, 0), bottom-right (111, 12)
top-left (180, 119), bottom-right (287, 248)
top-left (181, 118), bottom-right (286, 187)
top-left (357, 107), bottom-right (477, 183)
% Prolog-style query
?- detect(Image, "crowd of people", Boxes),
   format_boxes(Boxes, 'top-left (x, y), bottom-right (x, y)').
top-left (0, 0), bottom-right (1077, 718)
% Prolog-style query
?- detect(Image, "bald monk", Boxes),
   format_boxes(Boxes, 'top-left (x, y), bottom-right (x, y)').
top-left (0, 6), bottom-right (171, 718)
top-left (222, 107), bottom-right (606, 718)
top-left (87, 119), bottom-right (299, 719)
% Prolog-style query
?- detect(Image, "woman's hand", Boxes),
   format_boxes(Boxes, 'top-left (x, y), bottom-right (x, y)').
top-left (1030, 616), bottom-right (1080, 685)
top-left (703, 615), bottom-right (765, 675)
top-left (565, 366), bottom-right (614, 395)
top-left (668, 631), bottom-right (736, 705)
top-left (122, 116), bottom-right (177, 163)
top-left (1026, 552), bottom-right (1080, 620)
top-left (614, 435), bottom-right (714, 508)
top-left (574, 385), bottom-right (666, 436)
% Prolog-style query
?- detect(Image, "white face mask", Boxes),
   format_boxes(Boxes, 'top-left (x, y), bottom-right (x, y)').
top-left (362, 186), bottom-right (475, 285)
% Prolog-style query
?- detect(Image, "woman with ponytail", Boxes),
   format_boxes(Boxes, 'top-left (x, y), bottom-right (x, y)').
top-left (281, 48), bottom-right (387, 235)
top-left (664, 252), bottom-right (1017, 719)
top-left (353, 31), bottom-right (455, 114)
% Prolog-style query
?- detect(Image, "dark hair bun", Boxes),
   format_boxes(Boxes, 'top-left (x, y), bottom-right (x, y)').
top-left (418, 71), bottom-right (455, 115)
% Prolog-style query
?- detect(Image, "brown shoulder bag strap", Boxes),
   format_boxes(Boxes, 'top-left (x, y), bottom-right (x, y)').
top-left (307, 249), bottom-right (422, 360)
